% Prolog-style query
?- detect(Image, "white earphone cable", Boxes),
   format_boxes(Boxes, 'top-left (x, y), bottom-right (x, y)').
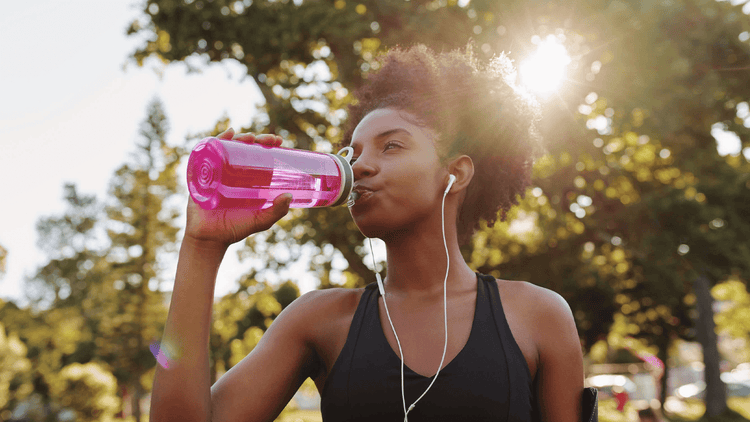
top-left (370, 184), bottom-right (451, 422)
top-left (369, 238), bottom-right (408, 414)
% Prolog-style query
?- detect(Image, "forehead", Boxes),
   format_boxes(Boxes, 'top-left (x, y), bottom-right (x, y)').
top-left (350, 108), bottom-right (436, 147)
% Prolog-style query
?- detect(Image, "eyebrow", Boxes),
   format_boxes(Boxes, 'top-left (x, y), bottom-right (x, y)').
top-left (375, 128), bottom-right (413, 139)
top-left (351, 128), bottom-right (413, 149)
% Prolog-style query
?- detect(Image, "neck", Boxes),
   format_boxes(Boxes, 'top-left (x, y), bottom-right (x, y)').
top-left (379, 200), bottom-right (475, 299)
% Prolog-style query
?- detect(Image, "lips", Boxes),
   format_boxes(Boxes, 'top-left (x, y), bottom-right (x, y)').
top-left (350, 185), bottom-right (375, 206)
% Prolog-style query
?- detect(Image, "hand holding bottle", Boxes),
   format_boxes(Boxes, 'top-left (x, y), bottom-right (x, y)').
top-left (184, 128), bottom-right (292, 249)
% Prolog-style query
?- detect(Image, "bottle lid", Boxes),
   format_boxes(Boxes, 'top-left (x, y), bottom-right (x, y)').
top-left (330, 147), bottom-right (354, 207)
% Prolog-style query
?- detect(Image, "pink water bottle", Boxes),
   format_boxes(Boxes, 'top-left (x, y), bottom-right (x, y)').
top-left (187, 137), bottom-right (354, 210)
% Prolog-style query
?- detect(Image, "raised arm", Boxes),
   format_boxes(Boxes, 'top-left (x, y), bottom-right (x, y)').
top-left (149, 129), bottom-right (294, 422)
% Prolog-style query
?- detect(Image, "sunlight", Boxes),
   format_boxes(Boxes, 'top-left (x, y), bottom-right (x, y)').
top-left (519, 35), bottom-right (571, 97)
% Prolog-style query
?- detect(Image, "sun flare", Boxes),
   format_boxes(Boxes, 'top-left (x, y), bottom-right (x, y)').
top-left (519, 35), bottom-right (571, 97)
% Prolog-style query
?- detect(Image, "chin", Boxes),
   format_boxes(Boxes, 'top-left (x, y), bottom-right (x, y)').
top-left (350, 195), bottom-right (433, 239)
top-left (352, 216), bottom-right (410, 243)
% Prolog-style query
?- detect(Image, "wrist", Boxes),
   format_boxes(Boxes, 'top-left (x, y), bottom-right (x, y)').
top-left (181, 235), bottom-right (231, 256)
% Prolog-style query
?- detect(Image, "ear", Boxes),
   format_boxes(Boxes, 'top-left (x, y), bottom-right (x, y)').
top-left (446, 155), bottom-right (474, 193)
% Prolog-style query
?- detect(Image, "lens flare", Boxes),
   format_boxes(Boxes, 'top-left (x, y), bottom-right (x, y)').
top-left (150, 340), bottom-right (180, 369)
top-left (519, 35), bottom-right (571, 97)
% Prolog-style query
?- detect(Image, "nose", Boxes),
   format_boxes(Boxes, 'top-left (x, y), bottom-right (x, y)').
top-left (352, 153), bottom-right (377, 180)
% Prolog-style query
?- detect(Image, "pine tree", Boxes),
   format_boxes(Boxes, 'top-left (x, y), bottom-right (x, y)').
top-left (100, 97), bottom-right (183, 421)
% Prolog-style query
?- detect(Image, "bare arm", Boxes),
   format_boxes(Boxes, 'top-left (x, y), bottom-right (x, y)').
top-left (533, 288), bottom-right (585, 422)
top-left (210, 289), bottom-right (330, 422)
top-left (149, 238), bottom-right (226, 421)
top-left (149, 129), bottom-right (292, 422)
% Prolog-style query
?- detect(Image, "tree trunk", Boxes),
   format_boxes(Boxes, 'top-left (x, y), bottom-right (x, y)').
top-left (131, 381), bottom-right (143, 422)
top-left (693, 274), bottom-right (726, 417)
top-left (657, 336), bottom-right (669, 409)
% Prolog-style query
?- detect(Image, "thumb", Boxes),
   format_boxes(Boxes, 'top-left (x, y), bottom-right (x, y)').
top-left (274, 193), bottom-right (294, 214)
top-left (251, 193), bottom-right (293, 232)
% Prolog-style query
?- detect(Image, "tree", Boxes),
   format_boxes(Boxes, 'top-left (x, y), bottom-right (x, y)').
top-left (210, 273), bottom-right (301, 380)
top-left (0, 322), bottom-right (33, 419)
top-left (27, 183), bottom-right (105, 309)
top-left (0, 295), bottom-right (121, 421)
top-left (16, 184), bottom-right (109, 420)
top-left (99, 97), bottom-right (182, 421)
top-left (471, 1), bottom-right (750, 415)
top-left (47, 363), bottom-right (120, 422)
top-left (17, 98), bottom-right (183, 420)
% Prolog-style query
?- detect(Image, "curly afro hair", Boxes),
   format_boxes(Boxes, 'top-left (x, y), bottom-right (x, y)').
top-left (341, 43), bottom-right (543, 244)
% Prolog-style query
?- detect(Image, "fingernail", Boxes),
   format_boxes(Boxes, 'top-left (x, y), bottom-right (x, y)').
top-left (282, 193), bottom-right (293, 204)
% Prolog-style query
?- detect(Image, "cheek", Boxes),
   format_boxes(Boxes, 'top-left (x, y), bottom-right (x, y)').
top-left (390, 168), bottom-right (442, 208)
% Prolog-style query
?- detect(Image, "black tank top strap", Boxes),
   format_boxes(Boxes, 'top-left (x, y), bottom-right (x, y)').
top-left (481, 273), bottom-right (540, 421)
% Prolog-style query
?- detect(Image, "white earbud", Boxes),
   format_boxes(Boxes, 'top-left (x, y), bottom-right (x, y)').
top-left (445, 174), bottom-right (457, 194)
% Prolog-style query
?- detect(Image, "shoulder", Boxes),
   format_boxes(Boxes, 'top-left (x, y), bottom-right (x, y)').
top-left (494, 279), bottom-right (573, 319)
top-left (209, 286), bottom-right (368, 421)
top-left (492, 278), bottom-right (584, 420)
top-left (282, 286), bottom-right (367, 341)
top-left (494, 279), bottom-right (579, 355)
top-left (498, 280), bottom-right (572, 315)
top-left (282, 286), bottom-right (368, 380)
top-left (293, 286), bottom-right (366, 315)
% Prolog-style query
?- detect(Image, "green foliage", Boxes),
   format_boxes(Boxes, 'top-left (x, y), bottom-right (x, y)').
top-left (0, 322), bottom-right (33, 416)
top-left (0, 244), bottom-right (6, 279)
top-left (27, 183), bottom-right (105, 309)
top-left (210, 275), bottom-right (301, 380)
top-left (712, 279), bottom-right (750, 364)
top-left (713, 279), bottom-right (750, 339)
top-left (48, 362), bottom-right (120, 422)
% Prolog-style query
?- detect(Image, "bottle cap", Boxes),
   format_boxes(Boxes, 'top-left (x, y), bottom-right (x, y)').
top-left (330, 147), bottom-right (354, 207)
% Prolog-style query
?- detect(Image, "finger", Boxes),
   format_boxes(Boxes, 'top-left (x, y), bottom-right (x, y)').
top-left (233, 132), bottom-right (257, 144)
top-left (217, 128), bottom-right (235, 140)
top-left (250, 193), bottom-right (293, 232)
top-left (255, 133), bottom-right (283, 146)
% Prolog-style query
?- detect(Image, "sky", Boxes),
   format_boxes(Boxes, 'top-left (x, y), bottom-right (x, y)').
top-left (0, 0), bottom-right (296, 306)
top-left (1, 1), bottom-right (747, 308)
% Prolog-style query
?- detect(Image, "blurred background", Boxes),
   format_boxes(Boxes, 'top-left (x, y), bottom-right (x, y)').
top-left (1, 0), bottom-right (749, 421)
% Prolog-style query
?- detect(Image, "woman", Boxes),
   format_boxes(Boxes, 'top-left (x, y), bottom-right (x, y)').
top-left (150, 44), bottom-right (591, 422)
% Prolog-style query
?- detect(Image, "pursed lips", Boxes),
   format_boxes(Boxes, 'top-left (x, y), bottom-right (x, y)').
top-left (351, 185), bottom-right (375, 204)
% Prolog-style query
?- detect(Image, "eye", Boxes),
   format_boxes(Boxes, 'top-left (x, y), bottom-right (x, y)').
top-left (384, 141), bottom-right (402, 151)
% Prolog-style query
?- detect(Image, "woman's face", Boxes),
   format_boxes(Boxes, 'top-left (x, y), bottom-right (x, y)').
top-left (348, 108), bottom-right (447, 239)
